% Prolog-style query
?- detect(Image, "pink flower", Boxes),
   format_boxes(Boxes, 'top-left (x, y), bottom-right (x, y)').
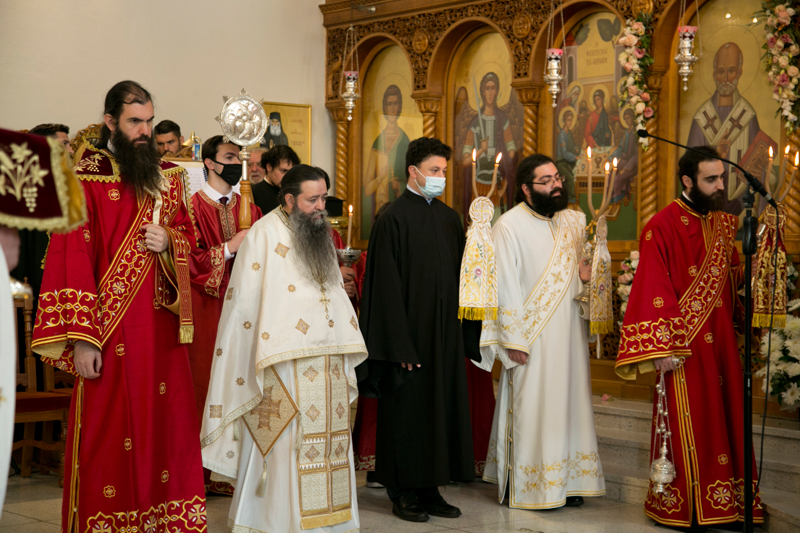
top-left (641, 92), bottom-right (651, 102)
top-left (779, 72), bottom-right (791, 86)
top-left (632, 21), bottom-right (645, 34)
top-left (633, 47), bottom-right (646, 59)
top-left (618, 273), bottom-right (634, 284)
top-left (601, 394), bottom-right (611, 402)
top-left (768, 35), bottom-right (778, 48)
top-left (644, 106), bottom-right (654, 118)
top-left (621, 263), bottom-right (631, 271)
top-left (474, 268), bottom-right (482, 277)
top-left (788, 65), bottom-right (800, 77)
top-left (628, 85), bottom-right (639, 96)
top-left (777, 10), bottom-right (792, 26)
top-left (779, 55), bottom-right (790, 69)
top-left (624, 62), bottom-right (634, 72)
top-left (781, 34), bottom-right (793, 44)
top-left (619, 33), bottom-right (639, 47)
top-left (630, 251), bottom-right (640, 260)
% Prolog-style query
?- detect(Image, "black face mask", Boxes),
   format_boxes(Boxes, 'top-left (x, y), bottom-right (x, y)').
top-left (214, 160), bottom-right (242, 186)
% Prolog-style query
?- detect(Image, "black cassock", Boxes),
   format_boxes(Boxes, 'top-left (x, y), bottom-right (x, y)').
top-left (358, 189), bottom-right (477, 489)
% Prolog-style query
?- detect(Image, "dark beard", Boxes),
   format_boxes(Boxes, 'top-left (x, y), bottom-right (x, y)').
top-left (289, 207), bottom-right (338, 285)
top-left (529, 186), bottom-right (569, 216)
top-left (111, 128), bottom-right (162, 197)
top-left (688, 186), bottom-right (726, 213)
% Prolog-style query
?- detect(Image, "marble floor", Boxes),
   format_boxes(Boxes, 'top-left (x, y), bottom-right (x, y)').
top-left (1, 471), bottom-right (765, 533)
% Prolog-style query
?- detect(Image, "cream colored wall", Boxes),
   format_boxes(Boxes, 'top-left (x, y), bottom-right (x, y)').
top-left (0, 0), bottom-right (334, 175)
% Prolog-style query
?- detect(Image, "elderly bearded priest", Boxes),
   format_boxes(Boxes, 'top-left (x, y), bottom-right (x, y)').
top-left (32, 80), bottom-right (206, 532)
top-left (201, 164), bottom-right (367, 533)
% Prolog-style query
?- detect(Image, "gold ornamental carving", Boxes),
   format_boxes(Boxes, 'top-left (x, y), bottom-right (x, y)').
top-left (512, 13), bottom-right (532, 39)
top-left (638, 72), bottom-right (665, 229)
top-left (516, 86), bottom-right (543, 157)
top-left (329, 106), bottom-right (350, 201)
top-left (412, 31), bottom-right (429, 54)
top-left (785, 129), bottom-right (800, 236)
top-left (633, 0), bottom-right (655, 17)
top-left (415, 98), bottom-right (442, 139)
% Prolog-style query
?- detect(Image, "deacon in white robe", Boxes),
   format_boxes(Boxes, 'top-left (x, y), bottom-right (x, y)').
top-left (0, 228), bottom-right (19, 520)
top-left (201, 165), bottom-right (367, 533)
top-left (478, 155), bottom-right (605, 510)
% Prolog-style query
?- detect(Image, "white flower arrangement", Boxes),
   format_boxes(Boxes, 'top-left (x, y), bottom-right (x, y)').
top-left (616, 250), bottom-right (639, 323)
top-left (756, 314), bottom-right (800, 409)
top-left (756, 2), bottom-right (800, 130)
top-left (617, 13), bottom-right (655, 149)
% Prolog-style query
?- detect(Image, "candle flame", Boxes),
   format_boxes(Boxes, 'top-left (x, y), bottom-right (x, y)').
top-left (786, 145), bottom-right (791, 155)
top-left (769, 146), bottom-right (774, 158)
top-left (612, 157), bottom-right (618, 169)
top-left (795, 152), bottom-right (799, 166)
top-left (587, 147), bottom-right (592, 158)
top-left (348, 204), bottom-right (353, 214)
top-left (604, 162), bottom-right (610, 172)
top-left (472, 149), bottom-right (476, 162)
top-left (495, 152), bottom-right (503, 164)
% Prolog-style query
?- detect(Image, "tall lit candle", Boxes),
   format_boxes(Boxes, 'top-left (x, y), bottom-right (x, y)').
top-left (586, 147), bottom-right (593, 214)
top-left (347, 204), bottom-right (353, 249)
top-left (491, 152), bottom-right (503, 187)
top-left (780, 145), bottom-right (791, 184)
top-left (790, 152), bottom-right (800, 192)
top-left (764, 146), bottom-right (775, 193)
top-left (471, 149), bottom-right (478, 198)
top-left (603, 162), bottom-right (611, 207)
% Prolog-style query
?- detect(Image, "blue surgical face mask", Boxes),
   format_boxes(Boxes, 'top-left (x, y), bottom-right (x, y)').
top-left (413, 166), bottom-right (446, 199)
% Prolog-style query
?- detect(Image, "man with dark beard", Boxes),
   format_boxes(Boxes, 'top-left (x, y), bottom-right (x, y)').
top-left (617, 146), bottom-right (766, 528)
top-left (478, 154), bottom-right (604, 510)
top-left (201, 164), bottom-right (366, 533)
top-left (32, 80), bottom-right (207, 532)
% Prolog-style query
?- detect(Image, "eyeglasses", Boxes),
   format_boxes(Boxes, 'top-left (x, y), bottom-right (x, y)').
top-left (531, 176), bottom-right (565, 186)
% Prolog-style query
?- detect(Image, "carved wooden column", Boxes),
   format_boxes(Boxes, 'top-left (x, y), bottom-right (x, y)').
top-left (415, 97), bottom-right (442, 138)
top-left (785, 129), bottom-right (800, 237)
top-left (328, 106), bottom-right (350, 200)
top-left (515, 85), bottom-right (543, 157)
top-left (638, 70), bottom-right (664, 229)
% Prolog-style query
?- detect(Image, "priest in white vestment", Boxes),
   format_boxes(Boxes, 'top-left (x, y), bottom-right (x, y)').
top-left (201, 165), bottom-right (367, 533)
top-left (478, 154), bottom-right (605, 509)
top-left (0, 228), bottom-right (19, 520)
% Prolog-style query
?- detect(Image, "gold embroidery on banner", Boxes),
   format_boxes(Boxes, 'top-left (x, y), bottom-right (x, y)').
top-left (718, 454), bottom-right (729, 465)
top-left (103, 486), bottom-right (116, 498)
top-left (646, 230), bottom-right (653, 241)
top-left (108, 189), bottom-right (120, 201)
top-left (124, 438), bottom-right (131, 451)
top-left (261, 332), bottom-right (270, 341)
top-left (83, 229), bottom-right (91, 242)
top-left (115, 344), bottom-right (124, 356)
top-left (210, 405), bottom-right (222, 418)
top-left (161, 470), bottom-right (169, 483)
top-left (236, 377), bottom-right (245, 386)
top-left (275, 243), bottom-right (289, 258)
top-left (296, 319), bottom-right (310, 334)
top-left (0, 142), bottom-right (49, 211)
top-left (288, 284), bottom-right (296, 292)
top-left (85, 495), bottom-right (208, 533)
top-left (653, 297), bottom-right (664, 308)
top-left (350, 317), bottom-right (358, 330)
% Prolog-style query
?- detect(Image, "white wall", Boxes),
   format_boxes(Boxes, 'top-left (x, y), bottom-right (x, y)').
top-left (0, 0), bottom-right (334, 173)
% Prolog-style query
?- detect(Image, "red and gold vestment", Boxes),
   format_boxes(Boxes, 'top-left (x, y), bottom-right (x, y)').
top-left (32, 146), bottom-right (207, 533)
top-left (617, 199), bottom-right (763, 527)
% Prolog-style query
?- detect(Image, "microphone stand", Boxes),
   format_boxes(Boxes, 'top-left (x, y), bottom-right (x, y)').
top-left (637, 130), bottom-right (765, 533)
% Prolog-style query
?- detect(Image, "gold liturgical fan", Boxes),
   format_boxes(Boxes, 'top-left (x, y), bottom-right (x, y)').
top-left (215, 90), bottom-right (268, 229)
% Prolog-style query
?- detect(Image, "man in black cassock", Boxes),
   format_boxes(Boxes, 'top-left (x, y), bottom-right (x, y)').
top-left (358, 137), bottom-right (477, 523)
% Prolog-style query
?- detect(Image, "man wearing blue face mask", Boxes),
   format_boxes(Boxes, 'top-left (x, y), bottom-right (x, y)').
top-left (358, 137), bottom-right (478, 523)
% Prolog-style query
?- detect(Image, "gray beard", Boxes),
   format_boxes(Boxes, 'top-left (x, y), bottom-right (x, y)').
top-left (717, 79), bottom-right (738, 97)
top-left (289, 207), bottom-right (338, 286)
top-left (269, 124), bottom-right (282, 136)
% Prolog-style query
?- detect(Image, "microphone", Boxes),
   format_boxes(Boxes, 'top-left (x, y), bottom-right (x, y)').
top-left (637, 129), bottom-right (777, 208)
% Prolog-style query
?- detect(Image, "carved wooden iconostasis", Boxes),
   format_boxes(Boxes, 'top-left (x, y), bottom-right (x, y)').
top-left (321, 0), bottom-right (800, 415)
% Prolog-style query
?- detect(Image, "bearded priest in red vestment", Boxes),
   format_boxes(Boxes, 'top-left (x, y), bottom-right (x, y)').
top-left (616, 146), bottom-right (767, 529)
top-left (32, 81), bottom-right (207, 533)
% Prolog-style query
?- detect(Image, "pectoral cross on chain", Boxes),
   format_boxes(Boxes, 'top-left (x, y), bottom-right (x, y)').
top-left (319, 287), bottom-right (331, 319)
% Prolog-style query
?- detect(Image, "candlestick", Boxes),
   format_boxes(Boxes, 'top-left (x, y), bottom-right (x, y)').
top-left (608, 157), bottom-right (619, 203)
top-left (780, 145), bottom-right (790, 185)
top-left (471, 149), bottom-right (478, 198)
top-left (488, 152), bottom-right (502, 199)
top-left (764, 146), bottom-right (775, 194)
top-left (586, 147), bottom-right (595, 217)
top-left (603, 162), bottom-right (611, 208)
top-left (347, 204), bottom-right (353, 248)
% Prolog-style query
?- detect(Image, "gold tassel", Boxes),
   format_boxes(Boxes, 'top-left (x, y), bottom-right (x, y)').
top-left (458, 306), bottom-right (498, 321)
top-left (590, 320), bottom-right (614, 335)
top-left (752, 313), bottom-right (786, 329)
top-left (255, 456), bottom-right (268, 497)
top-left (180, 325), bottom-right (194, 344)
top-left (295, 414), bottom-right (304, 450)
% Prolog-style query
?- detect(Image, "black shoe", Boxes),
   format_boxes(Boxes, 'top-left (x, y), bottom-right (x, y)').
top-left (418, 493), bottom-right (462, 518)
top-left (391, 493), bottom-right (429, 522)
top-left (565, 496), bottom-right (584, 507)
